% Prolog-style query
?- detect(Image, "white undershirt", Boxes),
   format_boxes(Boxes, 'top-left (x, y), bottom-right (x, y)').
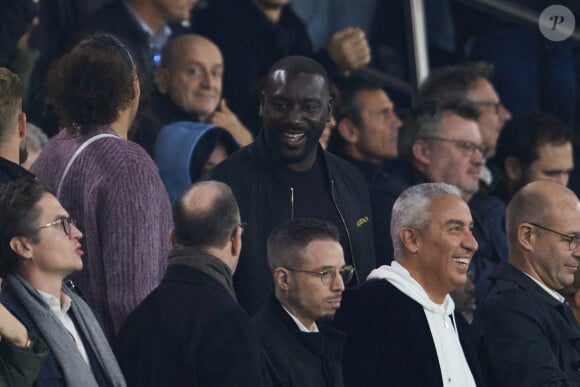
top-left (282, 305), bottom-right (319, 333)
top-left (38, 291), bottom-right (90, 364)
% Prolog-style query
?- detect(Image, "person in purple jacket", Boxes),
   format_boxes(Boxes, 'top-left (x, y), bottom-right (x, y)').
top-left (30, 34), bottom-right (172, 341)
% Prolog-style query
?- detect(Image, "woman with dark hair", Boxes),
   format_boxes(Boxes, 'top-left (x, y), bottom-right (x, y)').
top-left (31, 34), bottom-right (172, 341)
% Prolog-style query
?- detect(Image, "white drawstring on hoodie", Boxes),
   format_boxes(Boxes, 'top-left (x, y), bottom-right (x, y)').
top-left (368, 262), bottom-right (477, 386)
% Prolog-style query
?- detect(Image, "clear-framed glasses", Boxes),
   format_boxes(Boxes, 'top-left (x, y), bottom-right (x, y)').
top-left (530, 222), bottom-right (579, 251)
top-left (285, 265), bottom-right (355, 285)
top-left (37, 217), bottom-right (76, 236)
top-left (420, 136), bottom-right (489, 158)
top-left (473, 99), bottom-right (502, 114)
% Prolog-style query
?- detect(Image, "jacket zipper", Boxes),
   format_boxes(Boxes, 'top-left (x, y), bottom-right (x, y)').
top-left (330, 179), bottom-right (358, 282)
top-left (290, 187), bottom-right (295, 220)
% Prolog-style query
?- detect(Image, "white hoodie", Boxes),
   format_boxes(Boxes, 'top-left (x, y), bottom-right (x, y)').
top-left (368, 261), bottom-right (477, 387)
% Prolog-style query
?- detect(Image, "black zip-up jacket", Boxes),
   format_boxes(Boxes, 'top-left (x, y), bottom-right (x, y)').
top-left (207, 135), bottom-right (376, 315)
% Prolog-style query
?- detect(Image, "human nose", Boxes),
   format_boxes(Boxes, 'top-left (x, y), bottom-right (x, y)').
top-left (392, 113), bottom-right (403, 130)
top-left (70, 223), bottom-right (83, 240)
top-left (498, 104), bottom-right (511, 123)
top-left (462, 231), bottom-right (478, 253)
top-left (286, 105), bottom-right (303, 124)
top-left (331, 271), bottom-right (346, 292)
top-left (471, 147), bottom-right (485, 165)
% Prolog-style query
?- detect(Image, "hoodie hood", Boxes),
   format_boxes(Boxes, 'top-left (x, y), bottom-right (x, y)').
top-left (368, 261), bottom-right (455, 316)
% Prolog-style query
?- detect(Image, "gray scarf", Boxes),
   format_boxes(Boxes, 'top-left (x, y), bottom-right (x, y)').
top-left (168, 244), bottom-right (237, 299)
top-left (6, 275), bottom-right (126, 387)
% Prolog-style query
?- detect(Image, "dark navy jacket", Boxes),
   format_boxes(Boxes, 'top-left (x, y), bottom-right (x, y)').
top-left (477, 263), bottom-right (580, 386)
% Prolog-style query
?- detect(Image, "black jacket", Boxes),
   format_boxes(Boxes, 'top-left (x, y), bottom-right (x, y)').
top-left (207, 135), bottom-right (375, 315)
top-left (253, 296), bottom-right (345, 387)
top-left (334, 279), bottom-right (483, 387)
top-left (477, 263), bottom-right (580, 386)
top-left (193, 0), bottom-right (337, 133)
top-left (116, 260), bottom-right (266, 387)
top-left (0, 157), bottom-right (33, 185)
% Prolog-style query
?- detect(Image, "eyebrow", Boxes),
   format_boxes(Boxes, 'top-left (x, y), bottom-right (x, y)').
top-left (443, 219), bottom-right (473, 228)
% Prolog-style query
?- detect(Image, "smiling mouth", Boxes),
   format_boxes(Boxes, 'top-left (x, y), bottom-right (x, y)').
top-left (282, 131), bottom-right (306, 144)
top-left (452, 257), bottom-right (470, 265)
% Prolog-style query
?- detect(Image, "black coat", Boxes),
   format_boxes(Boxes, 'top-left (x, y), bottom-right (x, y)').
top-left (253, 296), bottom-right (345, 387)
top-left (334, 279), bottom-right (483, 387)
top-left (192, 0), bottom-right (337, 133)
top-left (207, 134), bottom-right (376, 315)
top-left (116, 263), bottom-right (266, 387)
top-left (0, 157), bottom-right (34, 185)
top-left (476, 263), bottom-right (580, 386)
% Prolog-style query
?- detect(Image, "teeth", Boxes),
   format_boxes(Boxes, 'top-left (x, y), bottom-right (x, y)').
top-left (452, 258), bottom-right (470, 265)
top-left (284, 133), bottom-right (305, 140)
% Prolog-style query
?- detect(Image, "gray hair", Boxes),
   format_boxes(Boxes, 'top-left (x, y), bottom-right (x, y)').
top-left (25, 123), bottom-right (49, 151)
top-left (391, 183), bottom-right (462, 259)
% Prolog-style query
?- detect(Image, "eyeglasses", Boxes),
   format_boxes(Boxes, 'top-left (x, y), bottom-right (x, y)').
top-left (420, 136), bottom-right (489, 158)
top-left (473, 99), bottom-right (502, 114)
top-left (530, 223), bottom-right (579, 251)
top-left (285, 265), bottom-right (355, 285)
top-left (37, 217), bottom-right (76, 236)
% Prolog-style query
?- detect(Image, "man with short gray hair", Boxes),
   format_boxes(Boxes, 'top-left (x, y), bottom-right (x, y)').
top-left (335, 182), bottom-right (483, 387)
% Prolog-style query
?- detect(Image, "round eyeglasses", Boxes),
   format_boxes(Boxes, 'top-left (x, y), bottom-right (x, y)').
top-left (285, 265), bottom-right (355, 285)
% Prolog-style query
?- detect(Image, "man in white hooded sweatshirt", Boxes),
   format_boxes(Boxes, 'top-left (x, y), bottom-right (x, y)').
top-left (334, 182), bottom-right (483, 386)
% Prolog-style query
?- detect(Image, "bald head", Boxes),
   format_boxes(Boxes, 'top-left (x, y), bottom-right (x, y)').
top-left (157, 34), bottom-right (223, 117)
top-left (266, 55), bottom-right (330, 97)
top-left (507, 180), bottom-right (579, 244)
top-left (172, 180), bottom-right (240, 248)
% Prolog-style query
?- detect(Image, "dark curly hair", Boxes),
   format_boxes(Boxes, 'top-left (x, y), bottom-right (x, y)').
top-left (45, 34), bottom-right (137, 135)
top-left (0, 177), bottom-right (51, 277)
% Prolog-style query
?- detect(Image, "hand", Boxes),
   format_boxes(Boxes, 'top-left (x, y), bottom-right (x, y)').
top-left (327, 27), bottom-right (371, 72)
top-left (203, 99), bottom-right (253, 146)
top-left (0, 303), bottom-right (29, 347)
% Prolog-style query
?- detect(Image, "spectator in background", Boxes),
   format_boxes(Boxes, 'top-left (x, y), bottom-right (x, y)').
top-left (383, 97), bottom-right (507, 309)
top-left (130, 34), bottom-right (252, 155)
top-left (477, 180), bottom-right (580, 386)
top-left (0, 68), bottom-right (33, 184)
top-left (22, 122), bottom-right (48, 170)
top-left (207, 56), bottom-right (375, 315)
top-left (254, 218), bottom-right (348, 387)
top-left (419, 63), bottom-right (511, 163)
top-left (490, 112), bottom-right (574, 205)
top-left (193, 0), bottom-right (371, 134)
top-left (117, 181), bottom-right (266, 387)
top-left (328, 76), bottom-right (403, 265)
top-left (31, 34), bottom-right (172, 341)
top-left (27, 0), bottom-right (197, 136)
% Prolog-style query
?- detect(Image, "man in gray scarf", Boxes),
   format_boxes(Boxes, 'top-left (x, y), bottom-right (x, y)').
top-left (116, 180), bottom-right (266, 387)
top-left (0, 176), bottom-right (126, 387)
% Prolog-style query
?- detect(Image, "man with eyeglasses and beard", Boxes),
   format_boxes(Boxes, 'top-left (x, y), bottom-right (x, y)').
top-left (477, 180), bottom-right (580, 386)
top-left (0, 68), bottom-right (33, 185)
top-left (254, 218), bottom-right (350, 387)
top-left (0, 177), bottom-right (125, 387)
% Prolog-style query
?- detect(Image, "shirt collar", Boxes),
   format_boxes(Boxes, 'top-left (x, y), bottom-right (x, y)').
top-left (123, 1), bottom-right (172, 46)
top-left (281, 304), bottom-right (319, 333)
top-left (38, 290), bottom-right (72, 313)
top-left (524, 273), bottom-right (566, 303)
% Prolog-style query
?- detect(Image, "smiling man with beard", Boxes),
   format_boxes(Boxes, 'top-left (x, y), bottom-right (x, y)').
top-left (207, 55), bottom-right (375, 315)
